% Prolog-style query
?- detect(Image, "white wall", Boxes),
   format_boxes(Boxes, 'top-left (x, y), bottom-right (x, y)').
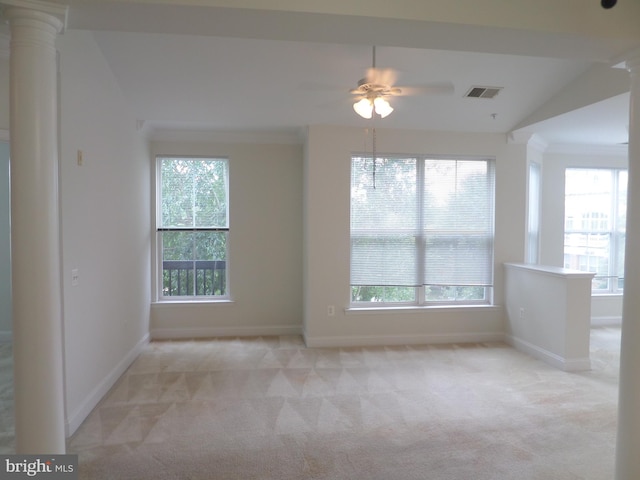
top-left (57, 31), bottom-right (151, 435)
top-left (149, 138), bottom-right (303, 338)
top-left (0, 58), bottom-right (9, 336)
top-left (1, 58), bottom-right (11, 342)
top-left (0, 140), bottom-right (10, 341)
top-left (303, 125), bottom-right (527, 346)
top-left (0, 57), bottom-right (8, 131)
top-left (504, 263), bottom-right (593, 371)
top-left (540, 147), bottom-right (627, 324)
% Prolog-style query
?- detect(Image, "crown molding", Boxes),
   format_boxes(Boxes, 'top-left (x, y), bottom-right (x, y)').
top-left (507, 131), bottom-right (549, 152)
top-left (545, 143), bottom-right (628, 157)
top-left (527, 134), bottom-right (548, 153)
top-left (150, 127), bottom-right (304, 145)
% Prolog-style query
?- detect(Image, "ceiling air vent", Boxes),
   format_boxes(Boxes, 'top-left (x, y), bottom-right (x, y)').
top-left (465, 86), bottom-right (503, 99)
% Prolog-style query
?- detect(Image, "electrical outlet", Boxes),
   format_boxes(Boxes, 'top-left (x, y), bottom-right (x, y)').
top-left (519, 307), bottom-right (525, 319)
top-left (71, 269), bottom-right (79, 287)
top-left (327, 305), bottom-right (335, 317)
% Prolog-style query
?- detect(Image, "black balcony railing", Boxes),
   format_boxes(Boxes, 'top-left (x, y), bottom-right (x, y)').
top-left (162, 260), bottom-right (226, 296)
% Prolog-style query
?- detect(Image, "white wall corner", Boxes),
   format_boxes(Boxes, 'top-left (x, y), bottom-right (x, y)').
top-left (507, 130), bottom-right (533, 144)
top-left (527, 134), bottom-right (549, 153)
top-left (507, 131), bottom-right (548, 152)
top-left (135, 118), bottom-right (154, 140)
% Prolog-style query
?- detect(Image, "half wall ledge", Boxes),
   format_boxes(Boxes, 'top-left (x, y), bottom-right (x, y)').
top-left (504, 263), bottom-right (595, 371)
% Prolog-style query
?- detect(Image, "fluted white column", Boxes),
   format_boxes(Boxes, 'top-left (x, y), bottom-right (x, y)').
top-left (4, 3), bottom-right (66, 453)
top-left (616, 50), bottom-right (640, 480)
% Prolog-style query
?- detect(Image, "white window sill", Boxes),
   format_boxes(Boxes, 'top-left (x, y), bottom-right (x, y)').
top-left (152, 299), bottom-right (235, 307)
top-left (345, 304), bottom-right (501, 315)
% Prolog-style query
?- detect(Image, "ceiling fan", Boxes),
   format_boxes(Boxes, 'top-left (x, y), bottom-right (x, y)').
top-left (350, 46), bottom-right (454, 119)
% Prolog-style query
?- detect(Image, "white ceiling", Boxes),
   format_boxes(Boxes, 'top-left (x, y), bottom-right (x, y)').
top-left (59, 1), bottom-right (639, 146)
top-left (523, 92), bottom-right (630, 147)
top-left (92, 32), bottom-right (593, 136)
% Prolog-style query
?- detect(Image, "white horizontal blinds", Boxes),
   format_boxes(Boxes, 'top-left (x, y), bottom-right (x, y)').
top-left (160, 157), bottom-right (228, 229)
top-left (351, 156), bottom-right (419, 286)
top-left (350, 155), bottom-right (495, 289)
top-left (422, 158), bottom-right (494, 287)
top-left (616, 169), bottom-right (627, 283)
top-left (158, 157), bottom-right (229, 297)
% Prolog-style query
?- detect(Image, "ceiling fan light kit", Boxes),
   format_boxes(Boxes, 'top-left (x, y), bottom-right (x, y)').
top-left (353, 98), bottom-right (374, 119)
top-left (351, 46), bottom-right (452, 120)
top-left (353, 96), bottom-right (394, 119)
top-left (373, 96), bottom-right (394, 118)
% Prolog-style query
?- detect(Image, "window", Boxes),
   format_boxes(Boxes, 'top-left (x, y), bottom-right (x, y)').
top-left (156, 156), bottom-right (229, 299)
top-left (527, 162), bottom-right (541, 264)
top-left (564, 168), bottom-right (626, 294)
top-left (350, 155), bottom-right (495, 306)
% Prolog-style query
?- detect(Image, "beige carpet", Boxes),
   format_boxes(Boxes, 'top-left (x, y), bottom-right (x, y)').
top-left (0, 342), bottom-right (13, 454)
top-left (0, 328), bottom-right (622, 479)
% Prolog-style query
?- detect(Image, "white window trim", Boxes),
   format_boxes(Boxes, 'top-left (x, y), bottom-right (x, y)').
top-left (563, 167), bottom-right (626, 295)
top-left (350, 153), bottom-right (495, 308)
top-left (154, 155), bottom-right (231, 302)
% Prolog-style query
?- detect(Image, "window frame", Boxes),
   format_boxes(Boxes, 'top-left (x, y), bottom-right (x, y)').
top-left (349, 153), bottom-right (495, 308)
top-left (526, 161), bottom-right (541, 264)
top-left (563, 167), bottom-right (626, 295)
top-left (155, 155), bottom-right (230, 302)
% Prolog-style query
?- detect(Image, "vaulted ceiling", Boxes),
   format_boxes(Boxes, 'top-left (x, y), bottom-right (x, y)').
top-left (18, 0), bottom-right (640, 146)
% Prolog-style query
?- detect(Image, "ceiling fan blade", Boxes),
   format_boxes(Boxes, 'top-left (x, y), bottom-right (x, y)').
top-left (365, 67), bottom-right (398, 86)
top-left (393, 82), bottom-right (455, 96)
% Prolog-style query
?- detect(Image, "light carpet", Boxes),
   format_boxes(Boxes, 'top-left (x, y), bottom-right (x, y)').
top-left (0, 329), bottom-right (622, 478)
top-left (64, 328), bottom-right (620, 479)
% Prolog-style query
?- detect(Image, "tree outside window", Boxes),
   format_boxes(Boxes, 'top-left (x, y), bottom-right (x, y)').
top-left (157, 156), bottom-right (229, 298)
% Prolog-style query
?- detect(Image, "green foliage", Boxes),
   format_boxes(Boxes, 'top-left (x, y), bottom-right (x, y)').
top-left (424, 286), bottom-right (485, 301)
top-left (351, 286), bottom-right (415, 303)
top-left (351, 285), bottom-right (485, 303)
top-left (351, 156), bottom-right (493, 304)
top-left (159, 157), bottom-right (228, 296)
top-left (161, 157), bottom-right (228, 228)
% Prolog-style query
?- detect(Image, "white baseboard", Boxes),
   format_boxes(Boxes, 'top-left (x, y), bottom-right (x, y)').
top-left (150, 325), bottom-right (302, 340)
top-left (65, 332), bottom-right (150, 437)
top-left (0, 331), bottom-right (12, 344)
top-left (505, 334), bottom-right (591, 372)
top-left (591, 316), bottom-right (622, 327)
top-left (304, 332), bottom-right (504, 348)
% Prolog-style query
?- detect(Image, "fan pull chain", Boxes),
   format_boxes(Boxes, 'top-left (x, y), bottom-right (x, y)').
top-left (372, 127), bottom-right (377, 189)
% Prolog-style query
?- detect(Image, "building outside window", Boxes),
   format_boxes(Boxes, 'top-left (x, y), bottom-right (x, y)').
top-left (564, 168), bottom-right (627, 294)
top-left (156, 156), bottom-right (229, 299)
top-left (350, 155), bottom-right (495, 306)
top-left (527, 162), bottom-right (541, 264)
